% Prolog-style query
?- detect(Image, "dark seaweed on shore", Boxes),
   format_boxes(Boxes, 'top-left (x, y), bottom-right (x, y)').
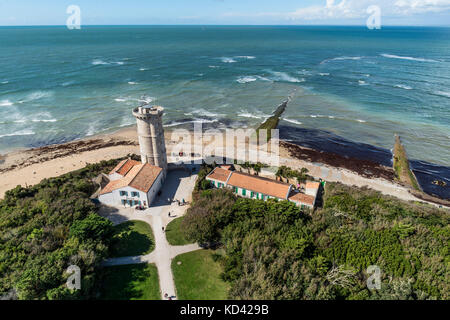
top-left (280, 140), bottom-right (395, 181)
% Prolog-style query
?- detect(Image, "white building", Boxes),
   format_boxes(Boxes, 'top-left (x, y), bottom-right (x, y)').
top-left (99, 158), bottom-right (164, 208)
top-left (206, 166), bottom-right (320, 209)
top-left (98, 104), bottom-right (169, 208)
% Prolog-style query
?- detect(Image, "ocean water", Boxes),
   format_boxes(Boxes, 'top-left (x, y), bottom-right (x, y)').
top-left (0, 26), bottom-right (449, 198)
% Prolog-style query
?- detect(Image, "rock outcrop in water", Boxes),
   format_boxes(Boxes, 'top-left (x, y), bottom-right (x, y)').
top-left (393, 135), bottom-right (421, 191)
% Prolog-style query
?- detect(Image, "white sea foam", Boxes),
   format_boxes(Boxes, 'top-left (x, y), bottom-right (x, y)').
top-left (191, 109), bottom-right (222, 117)
top-left (0, 129), bottom-right (34, 138)
top-left (358, 80), bottom-right (368, 86)
top-left (92, 59), bottom-right (109, 65)
top-left (164, 118), bottom-right (219, 128)
top-left (380, 54), bottom-right (438, 63)
top-left (357, 119), bottom-right (367, 123)
top-left (1, 81), bottom-right (9, 84)
top-left (92, 59), bottom-right (124, 66)
top-left (238, 112), bottom-right (261, 119)
top-left (209, 65), bottom-right (220, 68)
top-left (220, 57), bottom-right (237, 63)
top-left (62, 81), bottom-right (75, 87)
top-left (319, 73), bottom-right (330, 76)
top-left (433, 91), bottom-right (450, 98)
top-left (86, 123), bottom-right (98, 137)
top-left (321, 56), bottom-right (363, 64)
top-left (31, 119), bottom-right (57, 123)
top-left (138, 96), bottom-right (154, 104)
top-left (0, 100), bottom-right (13, 107)
top-left (115, 98), bottom-right (127, 102)
top-left (268, 71), bottom-right (304, 83)
top-left (20, 91), bottom-right (53, 103)
top-left (238, 110), bottom-right (271, 120)
top-left (395, 84), bottom-right (413, 90)
top-left (235, 56), bottom-right (255, 59)
top-left (283, 118), bottom-right (303, 125)
top-left (139, 68), bottom-right (149, 71)
top-left (128, 81), bottom-right (138, 85)
top-left (236, 76), bottom-right (257, 84)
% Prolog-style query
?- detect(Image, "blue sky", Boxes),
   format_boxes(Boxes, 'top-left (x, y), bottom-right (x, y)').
top-left (0, 0), bottom-right (449, 26)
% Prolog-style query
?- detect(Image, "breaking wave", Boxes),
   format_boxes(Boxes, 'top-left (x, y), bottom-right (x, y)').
top-left (395, 84), bottom-right (413, 90)
top-left (380, 54), bottom-right (438, 63)
top-left (0, 129), bottom-right (35, 138)
top-left (0, 100), bottom-right (13, 107)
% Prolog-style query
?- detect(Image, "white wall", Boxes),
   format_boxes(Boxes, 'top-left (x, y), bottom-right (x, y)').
top-left (99, 171), bottom-right (164, 208)
top-left (146, 171), bottom-right (164, 206)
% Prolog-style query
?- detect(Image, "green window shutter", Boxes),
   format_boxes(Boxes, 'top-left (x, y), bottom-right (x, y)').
top-left (242, 189), bottom-right (246, 196)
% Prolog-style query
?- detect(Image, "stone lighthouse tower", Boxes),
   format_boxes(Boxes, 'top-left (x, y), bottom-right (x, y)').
top-left (132, 104), bottom-right (168, 173)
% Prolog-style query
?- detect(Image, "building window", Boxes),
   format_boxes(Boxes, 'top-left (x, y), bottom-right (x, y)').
top-left (233, 187), bottom-right (238, 193)
top-left (131, 192), bottom-right (140, 198)
top-left (242, 189), bottom-right (246, 196)
top-left (120, 191), bottom-right (128, 197)
top-left (121, 200), bottom-right (126, 206)
top-left (250, 191), bottom-right (254, 198)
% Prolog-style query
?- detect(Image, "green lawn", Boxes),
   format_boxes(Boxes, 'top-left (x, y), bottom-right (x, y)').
top-left (99, 264), bottom-right (160, 300)
top-left (166, 216), bottom-right (192, 246)
top-left (172, 249), bottom-right (229, 300)
top-left (110, 220), bottom-right (154, 257)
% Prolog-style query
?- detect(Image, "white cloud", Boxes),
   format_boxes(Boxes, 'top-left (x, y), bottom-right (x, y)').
top-left (228, 0), bottom-right (450, 22)
top-left (394, 0), bottom-right (450, 14)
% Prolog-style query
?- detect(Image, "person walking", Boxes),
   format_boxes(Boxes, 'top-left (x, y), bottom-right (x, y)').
top-left (162, 226), bottom-right (165, 232)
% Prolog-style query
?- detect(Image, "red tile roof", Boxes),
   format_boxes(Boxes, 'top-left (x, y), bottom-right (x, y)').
top-left (227, 172), bottom-right (291, 200)
top-left (129, 164), bottom-right (163, 193)
top-left (101, 163), bottom-right (162, 195)
top-left (288, 192), bottom-right (315, 206)
top-left (207, 167), bottom-right (232, 183)
top-left (109, 159), bottom-right (141, 176)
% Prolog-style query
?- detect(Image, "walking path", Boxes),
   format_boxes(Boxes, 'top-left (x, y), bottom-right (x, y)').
top-left (101, 169), bottom-right (200, 300)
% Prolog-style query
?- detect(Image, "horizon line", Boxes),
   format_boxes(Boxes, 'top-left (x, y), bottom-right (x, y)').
top-left (1, 24), bottom-right (449, 28)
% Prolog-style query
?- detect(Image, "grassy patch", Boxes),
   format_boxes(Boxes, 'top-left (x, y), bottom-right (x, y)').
top-left (99, 264), bottom-right (160, 300)
top-left (172, 249), bottom-right (229, 300)
top-left (110, 220), bottom-right (154, 257)
top-left (166, 217), bottom-right (192, 246)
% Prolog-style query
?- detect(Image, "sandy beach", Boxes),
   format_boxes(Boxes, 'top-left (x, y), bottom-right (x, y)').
top-left (0, 125), bottom-right (448, 208)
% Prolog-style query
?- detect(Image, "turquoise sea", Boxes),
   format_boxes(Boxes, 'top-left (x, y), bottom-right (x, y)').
top-left (0, 26), bottom-right (449, 198)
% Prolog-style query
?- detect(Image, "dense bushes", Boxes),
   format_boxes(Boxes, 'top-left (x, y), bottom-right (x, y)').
top-left (182, 181), bottom-right (449, 300)
top-left (0, 159), bottom-right (122, 300)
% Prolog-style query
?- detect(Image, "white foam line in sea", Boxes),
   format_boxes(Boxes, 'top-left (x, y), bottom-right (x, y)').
top-left (395, 84), bottom-right (413, 90)
top-left (220, 57), bottom-right (237, 63)
top-left (0, 129), bottom-right (35, 138)
top-left (0, 100), bottom-right (13, 107)
top-left (283, 118), bottom-right (303, 125)
top-left (433, 91), bottom-right (450, 98)
top-left (267, 71), bottom-right (305, 83)
top-left (380, 53), bottom-right (438, 63)
top-left (164, 118), bottom-right (219, 128)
